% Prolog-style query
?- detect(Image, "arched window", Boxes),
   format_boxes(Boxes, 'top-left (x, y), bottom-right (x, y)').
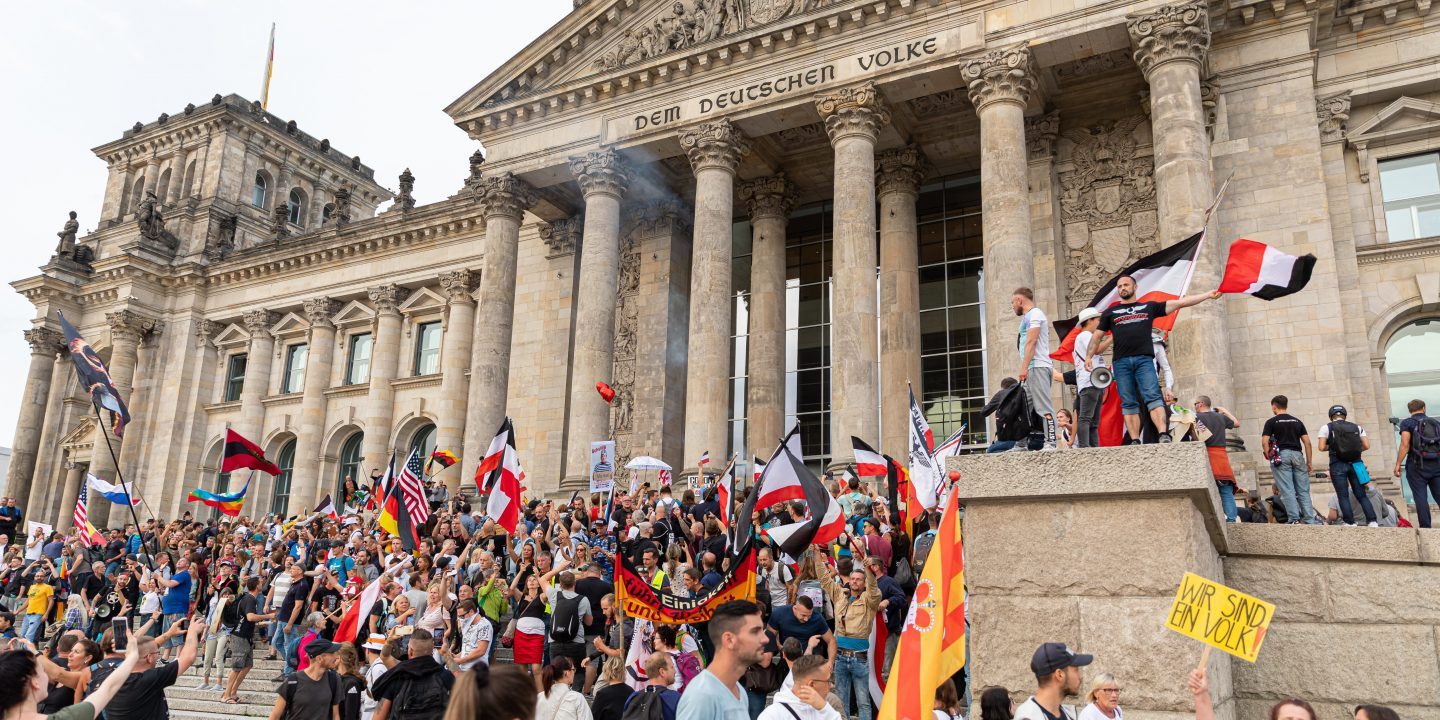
top-left (410, 424), bottom-right (437, 461)
top-left (322, 203), bottom-right (335, 224)
top-left (252, 172), bottom-right (269, 208)
top-left (181, 160), bottom-right (197, 199)
top-left (210, 469), bottom-right (231, 520)
top-left (337, 432), bottom-right (364, 497)
top-left (271, 439), bottom-right (297, 516)
top-left (157, 168), bottom-right (172, 202)
top-left (288, 188), bottom-right (305, 226)
top-left (130, 177), bottom-right (146, 213)
top-left (1385, 318), bottom-right (1440, 507)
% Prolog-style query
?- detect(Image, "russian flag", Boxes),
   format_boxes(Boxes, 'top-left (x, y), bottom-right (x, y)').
top-left (1218, 239), bottom-right (1316, 300)
top-left (88, 474), bottom-right (140, 506)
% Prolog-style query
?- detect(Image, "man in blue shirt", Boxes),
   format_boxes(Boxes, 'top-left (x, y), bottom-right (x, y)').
top-left (766, 596), bottom-right (834, 660)
top-left (160, 556), bottom-right (193, 661)
top-left (677, 600), bottom-right (767, 720)
top-left (1394, 398), bottom-right (1440, 528)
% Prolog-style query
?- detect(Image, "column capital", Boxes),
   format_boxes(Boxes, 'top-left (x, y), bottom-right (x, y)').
top-left (194, 318), bottom-right (220, 349)
top-left (106, 309), bottom-right (157, 346)
top-left (1025, 111), bottom-right (1061, 159)
top-left (1317, 90), bottom-right (1352, 143)
top-left (23, 327), bottom-right (63, 355)
top-left (367, 283), bottom-right (410, 315)
top-left (814, 82), bottom-right (891, 143)
top-left (738, 174), bottom-right (797, 220)
top-left (303, 297), bottom-right (340, 328)
top-left (1127, 1), bottom-right (1210, 77)
top-left (961, 45), bottom-right (1037, 112)
top-left (242, 309), bottom-right (278, 336)
top-left (479, 172), bottom-right (537, 221)
top-left (679, 119), bottom-right (750, 174)
top-left (875, 146), bottom-right (930, 199)
top-left (569, 148), bottom-right (631, 200)
top-left (539, 216), bottom-right (584, 257)
top-left (438, 270), bottom-right (478, 305)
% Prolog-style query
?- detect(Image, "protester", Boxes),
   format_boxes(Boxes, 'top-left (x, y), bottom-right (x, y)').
top-left (0, 628), bottom-right (141, 720)
top-left (933, 678), bottom-right (965, 720)
top-left (625, 653), bottom-right (681, 720)
top-left (1013, 288), bottom-right (1058, 451)
top-left (533, 657), bottom-right (591, 720)
top-left (756, 655), bottom-right (838, 720)
top-left (1192, 396), bottom-right (1240, 522)
top-left (979, 687), bottom-right (1014, 720)
top-left (1070, 307), bottom-right (1105, 448)
top-left (591, 658), bottom-right (633, 720)
top-left (1078, 673), bottom-right (1122, 720)
top-left (272, 640), bottom-right (344, 720)
top-left (370, 629), bottom-right (453, 720)
top-left (548, 568), bottom-right (593, 691)
top-left (1394, 398), bottom-right (1440, 528)
top-left (1316, 405), bottom-right (1377, 526)
top-left (1014, 643), bottom-right (1091, 720)
top-left (676, 600), bottom-right (766, 720)
top-left (1354, 706), bottom-right (1400, 720)
top-left (104, 621), bottom-right (205, 720)
top-left (1261, 395), bottom-right (1318, 525)
top-left (820, 543), bottom-right (883, 720)
top-left (440, 665), bottom-right (535, 720)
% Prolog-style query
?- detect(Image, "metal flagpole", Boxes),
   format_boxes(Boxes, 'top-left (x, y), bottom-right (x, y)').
top-left (87, 401), bottom-right (157, 572)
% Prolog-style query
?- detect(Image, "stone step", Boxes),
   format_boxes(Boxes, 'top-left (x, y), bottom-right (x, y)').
top-left (168, 697), bottom-right (273, 717)
top-left (169, 687), bottom-right (276, 705)
top-left (174, 677), bottom-right (281, 694)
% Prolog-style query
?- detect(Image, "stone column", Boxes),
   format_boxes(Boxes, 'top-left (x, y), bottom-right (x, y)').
top-left (237, 309), bottom-right (277, 503)
top-left (962, 45), bottom-right (1038, 395)
top-left (295, 299), bottom-right (338, 509)
top-left (876, 147), bottom-right (928, 457)
top-left (438, 270), bottom-right (477, 495)
top-left (360, 284), bottom-right (409, 471)
top-left (680, 120), bottom-right (749, 479)
top-left (310, 182), bottom-right (330, 228)
top-left (815, 83), bottom-right (889, 466)
top-left (58, 462), bottom-right (86, 531)
top-left (738, 174), bottom-right (794, 463)
top-left (1128, 1), bottom-right (1230, 401)
top-left (562, 150), bottom-right (630, 490)
top-left (167, 147), bottom-right (190, 204)
top-left (7, 327), bottom-right (62, 508)
top-left (26, 357), bottom-right (72, 517)
top-left (87, 309), bottom-right (155, 529)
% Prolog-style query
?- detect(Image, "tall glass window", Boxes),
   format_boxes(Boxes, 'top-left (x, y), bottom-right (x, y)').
top-left (414, 321), bottom-right (442, 376)
top-left (288, 189), bottom-right (305, 226)
top-left (252, 172), bottom-right (268, 208)
top-left (337, 432), bottom-right (364, 493)
top-left (345, 333), bottom-right (372, 385)
top-left (729, 221), bottom-right (752, 475)
top-left (1380, 152), bottom-right (1440, 242)
top-left (410, 424), bottom-right (437, 461)
top-left (271, 439), bottom-right (296, 516)
top-left (224, 354), bottom-right (247, 402)
top-left (210, 471), bottom-right (231, 520)
top-left (282, 343), bottom-right (307, 394)
top-left (1386, 318), bottom-right (1440, 509)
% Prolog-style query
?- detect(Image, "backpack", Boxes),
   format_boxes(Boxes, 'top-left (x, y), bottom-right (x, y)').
top-left (1328, 421), bottom-right (1364, 462)
top-left (1415, 417), bottom-right (1440, 462)
top-left (392, 671), bottom-right (449, 720)
top-left (621, 687), bottom-right (668, 720)
top-left (550, 591), bottom-right (582, 642)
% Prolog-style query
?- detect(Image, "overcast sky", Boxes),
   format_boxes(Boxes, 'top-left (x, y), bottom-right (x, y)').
top-left (0, 1), bottom-right (572, 448)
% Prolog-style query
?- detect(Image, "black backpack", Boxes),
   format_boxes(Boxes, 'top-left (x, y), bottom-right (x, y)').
top-left (392, 670), bottom-right (449, 720)
top-left (1328, 421), bottom-right (1364, 462)
top-left (621, 687), bottom-right (668, 720)
top-left (550, 591), bottom-right (582, 642)
top-left (1413, 417), bottom-right (1440, 461)
top-left (221, 596), bottom-right (241, 629)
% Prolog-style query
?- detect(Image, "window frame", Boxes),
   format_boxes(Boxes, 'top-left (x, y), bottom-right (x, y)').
top-left (252, 172), bottom-right (269, 209)
top-left (1378, 151), bottom-right (1440, 243)
top-left (271, 439), bottom-right (297, 516)
top-left (345, 332), bottom-right (373, 385)
top-left (281, 343), bottom-right (308, 394)
top-left (287, 188), bottom-right (305, 226)
top-left (223, 353), bottom-right (248, 402)
top-left (413, 321), bottom-right (442, 376)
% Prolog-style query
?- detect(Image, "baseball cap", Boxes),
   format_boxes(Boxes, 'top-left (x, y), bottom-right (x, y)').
top-left (1030, 642), bottom-right (1093, 675)
top-left (305, 639), bottom-right (342, 658)
top-left (1077, 307), bottom-right (1101, 324)
top-left (1328, 405), bottom-right (1347, 418)
top-left (362, 633), bottom-right (386, 651)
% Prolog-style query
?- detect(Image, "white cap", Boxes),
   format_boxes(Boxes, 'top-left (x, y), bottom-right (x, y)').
top-left (1077, 307), bottom-right (1101, 324)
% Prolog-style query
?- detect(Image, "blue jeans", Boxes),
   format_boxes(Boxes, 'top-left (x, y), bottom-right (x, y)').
top-left (20, 613), bottom-right (44, 643)
top-left (1217, 482), bottom-right (1237, 522)
top-left (746, 688), bottom-right (767, 720)
top-left (1330, 461), bottom-right (1376, 524)
top-left (1273, 450), bottom-right (1317, 524)
top-left (1406, 461), bottom-right (1440, 528)
top-left (833, 652), bottom-right (872, 720)
top-left (1112, 355), bottom-right (1163, 415)
top-left (283, 625), bottom-right (305, 673)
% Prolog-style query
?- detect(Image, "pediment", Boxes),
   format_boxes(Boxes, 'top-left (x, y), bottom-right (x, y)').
top-left (332, 300), bottom-right (375, 328)
top-left (61, 417), bottom-right (96, 446)
top-left (270, 311), bottom-right (310, 339)
top-left (1347, 96), bottom-right (1440, 147)
top-left (212, 322), bottom-right (250, 349)
top-left (398, 287), bottom-right (446, 315)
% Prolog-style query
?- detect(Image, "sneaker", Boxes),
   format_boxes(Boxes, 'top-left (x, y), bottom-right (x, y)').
top-left (1002, 444), bottom-right (1028, 453)
top-left (1039, 444), bottom-right (1058, 452)
top-left (1158, 434), bottom-right (1173, 443)
top-left (1368, 522), bottom-right (1379, 527)
top-left (199, 683), bottom-right (213, 691)
top-left (1344, 523), bottom-right (1356, 527)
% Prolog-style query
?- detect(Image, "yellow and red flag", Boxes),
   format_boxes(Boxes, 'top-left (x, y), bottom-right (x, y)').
top-left (878, 485), bottom-right (966, 720)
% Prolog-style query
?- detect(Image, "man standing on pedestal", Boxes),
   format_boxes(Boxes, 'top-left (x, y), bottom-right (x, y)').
top-left (0, 499), bottom-right (21, 545)
top-left (1012, 288), bottom-right (1056, 451)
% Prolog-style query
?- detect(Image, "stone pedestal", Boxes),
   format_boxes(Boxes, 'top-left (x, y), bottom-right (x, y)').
top-left (951, 443), bottom-right (1234, 720)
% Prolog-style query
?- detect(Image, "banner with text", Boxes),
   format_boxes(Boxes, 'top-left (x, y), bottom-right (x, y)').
top-left (1164, 572), bottom-right (1274, 663)
top-left (590, 440), bottom-right (616, 494)
top-left (615, 540), bottom-right (756, 624)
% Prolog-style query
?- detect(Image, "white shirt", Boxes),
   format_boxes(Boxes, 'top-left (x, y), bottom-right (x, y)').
top-left (458, 613), bottom-right (492, 669)
top-left (534, 686), bottom-right (593, 720)
top-left (757, 688), bottom-right (842, 720)
top-left (1073, 330), bottom-right (1104, 389)
top-left (1317, 422), bottom-right (1368, 439)
top-left (1018, 307), bottom-right (1053, 369)
top-left (361, 659), bottom-right (386, 720)
top-left (1078, 704), bottom-right (1121, 720)
top-left (1014, 698), bottom-right (1077, 720)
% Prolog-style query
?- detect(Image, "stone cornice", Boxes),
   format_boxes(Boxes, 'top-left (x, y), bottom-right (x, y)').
top-left (961, 45), bottom-right (1036, 112)
top-left (1357, 236), bottom-right (1440, 266)
top-left (1128, 1), bottom-right (1210, 77)
top-left (569, 149), bottom-right (631, 199)
top-left (815, 82), bottom-right (891, 143)
top-left (679, 119), bottom-right (750, 174)
top-left (738, 174), bottom-right (796, 220)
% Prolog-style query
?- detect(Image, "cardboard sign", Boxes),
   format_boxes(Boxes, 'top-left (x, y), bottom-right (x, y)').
top-left (1165, 572), bottom-right (1274, 663)
top-left (589, 441), bottom-right (616, 494)
top-left (27, 521), bottom-right (52, 538)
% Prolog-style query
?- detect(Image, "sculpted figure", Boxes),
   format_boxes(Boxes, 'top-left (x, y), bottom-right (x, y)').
top-left (136, 191), bottom-right (165, 240)
top-left (56, 211), bottom-right (79, 257)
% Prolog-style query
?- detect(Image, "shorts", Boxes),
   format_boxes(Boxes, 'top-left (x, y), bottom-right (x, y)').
top-left (228, 636), bottom-right (254, 669)
top-left (162, 613), bottom-right (187, 648)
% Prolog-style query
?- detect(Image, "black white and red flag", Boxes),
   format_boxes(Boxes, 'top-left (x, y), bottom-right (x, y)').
top-left (731, 423), bottom-right (801, 549)
top-left (763, 443), bottom-right (846, 557)
top-left (851, 437), bottom-right (888, 477)
top-left (475, 417), bottom-right (513, 491)
top-left (1218, 239), bottom-right (1316, 300)
top-left (715, 454), bottom-right (736, 528)
top-left (484, 420), bottom-right (523, 534)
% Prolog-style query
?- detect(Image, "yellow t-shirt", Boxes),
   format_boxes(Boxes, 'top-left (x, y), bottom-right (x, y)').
top-left (27, 583), bottom-right (53, 615)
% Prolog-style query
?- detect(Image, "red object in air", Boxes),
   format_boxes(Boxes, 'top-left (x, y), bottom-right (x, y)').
top-left (596, 381), bottom-right (616, 404)
top-left (947, 470), bottom-right (961, 483)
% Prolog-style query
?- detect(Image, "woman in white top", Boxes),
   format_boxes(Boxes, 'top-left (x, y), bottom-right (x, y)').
top-left (934, 678), bottom-right (966, 720)
top-left (534, 657), bottom-right (592, 720)
top-left (1078, 673), bottom-right (1123, 720)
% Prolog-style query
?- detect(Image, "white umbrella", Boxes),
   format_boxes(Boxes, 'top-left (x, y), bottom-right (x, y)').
top-left (625, 455), bottom-right (671, 471)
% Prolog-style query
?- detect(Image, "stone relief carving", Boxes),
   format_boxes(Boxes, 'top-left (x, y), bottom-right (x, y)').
top-left (539, 216), bottom-right (584, 257)
top-left (609, 222), bottom-right (642, 454)
top-left (206, 213), bottom-right (237, 261)
top-left (909, 89), bottom-right (968, 115)
top-left (775, 123), bottom-right (827, 147)
top-left (1317, 90), bottom-right (1352, 143)
top-left (1058, 115), bottom-right (1159, 309)
top-left (1025, 112), bottom-right (1061, 159)
top-left (594, 0), bottom-right (835, 71)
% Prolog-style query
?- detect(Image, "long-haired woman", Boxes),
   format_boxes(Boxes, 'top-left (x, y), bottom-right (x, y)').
top-left (533, 658), bottom-right (591, 720)
top-left (0, 631), bottom-right (140, 720)
top-left (441, 664), bottom-right (535, 720)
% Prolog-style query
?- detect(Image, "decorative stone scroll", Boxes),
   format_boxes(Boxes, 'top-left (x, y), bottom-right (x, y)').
top-left (438, 271), bottom-right (477, 306)
top-left (304, 298), bottom-right (339, 327)
top-left (569, 149), bottom-right (631, 199)
top-left (24, 327), bottom-right (63, 356)
top-left (814, 82), bottom-right (890, 143)
top-left (1025, 112), bottom-right (1061, 160)
top-left (961, 45), bottom-right (1036, 111)
top-left (107, 309), bottom-right (158, 346)
top-left (367, 284), bottom-right (410, 315)
top-left (679, 118), bottom-right (750, 173)
top-left (242, 309), bottom-right (278, 337)
top-left (1317, 91), bottom-right (1352, 143)
top-left (1127, 1), bottom-right (1210, 77)
top-left (909, 89), bottom-right (968, 116)
top-left (539, 216), bottom-right (584, 258)
top-left (875, 147), bottom-right (928, 198)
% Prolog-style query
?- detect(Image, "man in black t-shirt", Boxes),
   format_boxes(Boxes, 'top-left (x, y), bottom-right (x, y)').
top-left (1261, 394), bottom-right (1317, 525)
top-left (223, 576), bottom-right (274, 703)
top-left (1085, 275), bottom-right (1219, 444)
top-left (107, 619), bottom-right (205, 720)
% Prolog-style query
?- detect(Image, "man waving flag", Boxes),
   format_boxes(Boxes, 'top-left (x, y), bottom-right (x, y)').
top-left (483, 419), bottom-right (523, 534)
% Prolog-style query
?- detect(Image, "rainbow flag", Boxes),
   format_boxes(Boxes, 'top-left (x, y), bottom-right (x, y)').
top-left (188, 477), bottom-right (250, 516)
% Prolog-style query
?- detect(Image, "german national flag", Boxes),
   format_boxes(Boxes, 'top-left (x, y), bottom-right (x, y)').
top-left (221, 428), bottom-right (282, 475)
top-left (378, 469), bottom-right (419, 552)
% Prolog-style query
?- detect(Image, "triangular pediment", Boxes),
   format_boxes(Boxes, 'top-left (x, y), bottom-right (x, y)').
top-left (212, 322), bottom-right (250, 349)
top-left (61, 417), bottom-right (96, 446)
top-left (398, 287), bottom-right (446, 315)
top-left (332, 300), bottom-right (375, 328)
top-left (1348, 96), bottom-right (1440, 146)
top-left (270, 311), bottom-right (310, 338)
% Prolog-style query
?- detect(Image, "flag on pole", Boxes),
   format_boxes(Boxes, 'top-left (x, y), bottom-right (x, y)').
top-left (907, 385), bottom-right (941, 511)
top-left (932, 425), bottom-right (966, 461)
top-left (221, 428), bottom-right (282, 476)
top-left (851, 437), bottom-right (888, 477)
top-left (425, 449), bottom-right (458, 476)
top-left (88, 474), bottom-right (140, 506)
top-left (395, 450), bottom-right (429, 526)
top-left (716, 455), bottom-right (735, 527)
top-left (476, 418), bottom-right (513, 491)
top-left (189, 477), bottom-right (250, 516)
top-left (762, 443), bottom-right (846, 557)
top-left (314, 494), bottom-right (339, 521)
top-left (73, 484), bottom-right (104, 545)
top-left (657, 468), bottom-right (672, 487)
top-left (260, 23), bottom-right (276, 110)
top-left (378, 473), bottom-right (419, 551)
top-left (732, 423), bottom-right (802, 547)
top-left (58, 312), bottom-right (130, 438)
top-left (366, 454), bottom-right (394, 512)
top-left (697, 451), bottom-right (711, 468)
top-left (335, 556), bottom-right (410, 643)
top-left (752, 456), bottom-right (765, 485)
top-left (1218, 239), bottom-right (1316, 300)
top-left (879, 485), bottom-right (967, 720)
top-left (868, 609), bottom-right (888, 707)
top-left (484, 423), bottom-right (524, 534)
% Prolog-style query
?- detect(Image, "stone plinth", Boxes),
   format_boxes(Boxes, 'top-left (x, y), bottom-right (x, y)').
top-left (952, 443), bottom-right (1234, 720)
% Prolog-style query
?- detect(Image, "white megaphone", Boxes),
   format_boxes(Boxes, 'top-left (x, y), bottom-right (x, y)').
top-left (1090, 365), bottom-right (1114, 389)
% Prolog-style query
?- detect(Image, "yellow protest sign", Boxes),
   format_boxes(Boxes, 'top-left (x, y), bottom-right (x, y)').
top-left (1164, 572), bottom-right (1274, 663)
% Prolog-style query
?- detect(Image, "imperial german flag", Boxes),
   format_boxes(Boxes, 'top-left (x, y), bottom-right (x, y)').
top-left (879, 484), bottom-right (966, 720)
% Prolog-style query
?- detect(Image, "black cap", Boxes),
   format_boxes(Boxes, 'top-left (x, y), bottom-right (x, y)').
top-left (305, 639), bottom-right (342, 658)
top-left (1328, 405), bottom-right (1347, 418)
top-left (1030, 643), bottom-right (1093, 675)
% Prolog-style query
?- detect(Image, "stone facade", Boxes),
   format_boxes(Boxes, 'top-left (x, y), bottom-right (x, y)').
top-left (10, 0), bottom-right (1440, 520)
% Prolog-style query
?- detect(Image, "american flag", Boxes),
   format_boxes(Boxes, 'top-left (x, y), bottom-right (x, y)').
top-left (396, 449), bottom-right (430, 525)
top-left (73, 485), bottom-right (103, 545)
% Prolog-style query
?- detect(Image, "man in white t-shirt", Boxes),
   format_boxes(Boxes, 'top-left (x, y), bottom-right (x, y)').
top-left (1013, 287), bottom-right (1057, 451)
top-left (1015, 642), bottom-right (1091, 720)
top-left (1071, 307), bottom-right (1105, 448)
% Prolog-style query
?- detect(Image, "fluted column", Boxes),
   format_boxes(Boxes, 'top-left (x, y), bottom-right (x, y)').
top-left (361, 284), bottom-right (409, 471)
top-left (680, 120), bottom-right (749, 480)
top-left (816, 83), bottom-right (889, 467)
top-left (438, 270), bottom-right (477, 495)
top-left (310, 182), bottom-right (330, 228)
top-left (26, 356), bottom-right (72, 518)
top-left (876, 147), bottom-right (928, 457)
top-left (962, 45), bottom-right (1038, 395)
top-left (461, 175), bottom-right (536, 492)
top-left (236, 309), bottom-right (277, 503)
top-left (87, 309), bottom-right (155, 529)
top-left (563, 150), bottom-right (631, 490)
top-left (739, 174), bottom-right (794, 464)
top-left (1129, 1), bottom-right (1230, 400)
top-left (7, 327), bottom-right (62, 509)
top-left (295, 299), bottom-right (338, 509)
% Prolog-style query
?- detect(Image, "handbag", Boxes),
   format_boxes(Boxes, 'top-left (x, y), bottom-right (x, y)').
top-left (500, 617), bottom-right (517, 647)
top-left (1352, 461), bottom-right (1371, 485)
